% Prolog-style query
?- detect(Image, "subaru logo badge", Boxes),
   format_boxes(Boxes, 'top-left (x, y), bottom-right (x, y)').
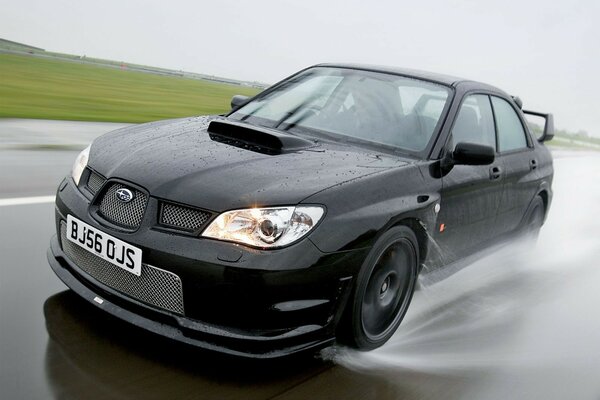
top-left (115, 188), bottom-right (134, 203)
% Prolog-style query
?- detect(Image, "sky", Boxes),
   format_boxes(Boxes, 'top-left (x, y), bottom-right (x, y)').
top-left (1, 0), bottom-right (598, 135)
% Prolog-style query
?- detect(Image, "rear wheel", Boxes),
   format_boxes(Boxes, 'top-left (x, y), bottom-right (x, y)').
top-left (524, 196), bottom-right (545, 239)
top-left (340, 226), bottom-right (418, 350)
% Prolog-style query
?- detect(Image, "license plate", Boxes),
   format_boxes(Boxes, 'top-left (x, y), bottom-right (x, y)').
top-left (66, 215), bottom-right (142, 276)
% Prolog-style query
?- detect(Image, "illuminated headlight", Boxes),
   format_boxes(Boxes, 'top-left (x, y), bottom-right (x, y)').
top-left (71, 145), bottom-right (91, 185)
top-left (202, 206), bottom-right (325, 248)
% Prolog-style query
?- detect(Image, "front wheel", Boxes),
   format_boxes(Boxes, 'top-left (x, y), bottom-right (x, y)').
top-left (339, 226), bottom-right (419, 350)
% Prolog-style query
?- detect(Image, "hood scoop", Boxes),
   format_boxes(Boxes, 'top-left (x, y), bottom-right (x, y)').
top-left (207, 119), bottom-right (315, 155)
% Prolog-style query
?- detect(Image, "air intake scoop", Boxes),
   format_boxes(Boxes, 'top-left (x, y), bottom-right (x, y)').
top-left (207, 119), bottom-right (315, 154)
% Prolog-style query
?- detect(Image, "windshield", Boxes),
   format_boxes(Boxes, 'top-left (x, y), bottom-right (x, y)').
top-left (229, 67), bottom-right (451, 152)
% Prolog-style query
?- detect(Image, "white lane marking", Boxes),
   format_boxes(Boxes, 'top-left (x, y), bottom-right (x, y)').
top-left (0, 195), bottom-right (55, 207)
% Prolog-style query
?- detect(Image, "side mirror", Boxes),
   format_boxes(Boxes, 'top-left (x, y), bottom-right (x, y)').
top-left (451, 142), bottom-right (495, 166)
top-left (231, 95), bottom-right (249, 110)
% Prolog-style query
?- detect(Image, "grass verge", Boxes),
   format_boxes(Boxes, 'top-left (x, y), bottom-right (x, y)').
top-left (0, 53), bottom-right (260, 123)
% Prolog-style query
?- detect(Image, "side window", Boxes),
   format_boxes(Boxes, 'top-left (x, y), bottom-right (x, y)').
top-left (452, 94), bottom-right (496, 150)
top-left (491, 96), bottom-right (528, 152)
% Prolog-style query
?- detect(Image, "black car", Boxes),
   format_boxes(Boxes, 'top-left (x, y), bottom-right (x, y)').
top-left (47, 64), bottom-right (554, 358)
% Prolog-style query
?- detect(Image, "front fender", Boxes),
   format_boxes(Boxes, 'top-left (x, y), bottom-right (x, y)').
top-left (303, 163), bottom-right (441, 254)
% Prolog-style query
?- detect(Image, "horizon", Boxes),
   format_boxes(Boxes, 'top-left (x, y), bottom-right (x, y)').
top-left (1, 0), bottom-right (598, 136)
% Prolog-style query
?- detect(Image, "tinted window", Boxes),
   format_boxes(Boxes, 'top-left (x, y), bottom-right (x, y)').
top-left (492, 97), bottom-right (528, 152)
top-left (452, 94), bottom-right (496, 150)
top-left (230, 67), bottom-right (451, 152)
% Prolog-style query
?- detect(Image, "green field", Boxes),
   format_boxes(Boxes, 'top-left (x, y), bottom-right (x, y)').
top-left (0, 53), bottom-right (260, 123)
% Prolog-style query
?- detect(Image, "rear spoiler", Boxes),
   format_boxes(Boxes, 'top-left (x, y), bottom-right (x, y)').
top-left (522, 110), bottom-right (554, 142)
top-left (511, 96), bottom-right (554, 143)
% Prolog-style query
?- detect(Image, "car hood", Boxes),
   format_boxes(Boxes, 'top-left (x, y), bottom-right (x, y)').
top-left (89, 116), bottom-right (412, 211)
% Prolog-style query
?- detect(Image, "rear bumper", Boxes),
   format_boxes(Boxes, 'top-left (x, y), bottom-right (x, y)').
top-left (48, 235), bottom-right (351, 358)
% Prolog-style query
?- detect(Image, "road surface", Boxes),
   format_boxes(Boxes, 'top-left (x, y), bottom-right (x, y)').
top-left (1, 119), bottom-right (599, 399)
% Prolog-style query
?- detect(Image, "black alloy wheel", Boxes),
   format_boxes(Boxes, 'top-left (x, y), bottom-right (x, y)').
top-left (341, 225), bottom-right (419, 350)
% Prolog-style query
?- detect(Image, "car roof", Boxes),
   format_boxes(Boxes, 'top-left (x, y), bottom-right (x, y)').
top-left (314, 63), bottom-right (506, 93)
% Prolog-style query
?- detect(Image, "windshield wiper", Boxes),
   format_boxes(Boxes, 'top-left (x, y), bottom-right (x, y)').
top-left (274, 94), bottom-right (323, 129)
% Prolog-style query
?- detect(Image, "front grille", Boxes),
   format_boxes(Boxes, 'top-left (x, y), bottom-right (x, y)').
top-left (86, 170), bottom-right (105, 195)
top-left (60, 223), bottom-right (184, 314)
top-left (160, 202), bottom-right (211, 232)
top-left (97, 183), bottom-right (148, 229)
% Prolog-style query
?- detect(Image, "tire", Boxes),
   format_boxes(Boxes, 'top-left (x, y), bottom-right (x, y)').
top-left (524, 196), bottom-right (545, 239)
top-left (339, 226), bottom-right (419, 350)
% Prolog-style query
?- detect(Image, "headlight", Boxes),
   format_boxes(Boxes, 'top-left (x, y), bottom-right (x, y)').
top-left (202, 206), bottom-right (325, 248)
top-left (71, 145), bottom-right (91, 185)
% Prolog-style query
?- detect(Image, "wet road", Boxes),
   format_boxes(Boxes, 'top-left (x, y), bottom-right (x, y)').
top-left (1, 120), bottom-right (600, 399)
top-left (0, 149), bottom-right (78, 197)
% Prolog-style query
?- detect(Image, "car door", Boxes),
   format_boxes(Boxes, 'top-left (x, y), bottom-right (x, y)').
top-left (490, 96), bottom-right (540, 235)
top-left (435, 94), bottom-right (504, 262)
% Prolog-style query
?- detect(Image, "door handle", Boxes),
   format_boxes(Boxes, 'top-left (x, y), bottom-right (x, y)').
top-left (489, 166), bottom-right (502, 180)
top-left (530, 159), bottom-right (538, 170)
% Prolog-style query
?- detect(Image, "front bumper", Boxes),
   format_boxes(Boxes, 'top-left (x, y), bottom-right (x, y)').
top-left (48, 177), bottom-right (367, 358)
